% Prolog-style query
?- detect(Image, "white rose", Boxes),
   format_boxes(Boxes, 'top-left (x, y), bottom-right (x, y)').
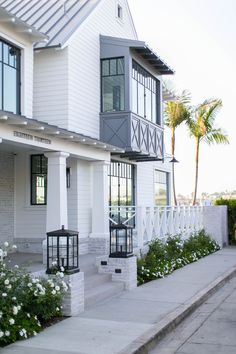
top-left (4, 242), bottom-right (9, 247)
top-left (9, 318), bottom-right (15, 325)
top-left (4, 279), bottom-right (9, 285)
top-left (5, 331), bottom-right (10, 336)
top-left (0, 331), bottom-right (4, 338)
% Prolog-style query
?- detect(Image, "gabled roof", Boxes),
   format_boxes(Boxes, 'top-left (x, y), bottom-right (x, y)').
top-left (0, 0), bottom-right (102, 48)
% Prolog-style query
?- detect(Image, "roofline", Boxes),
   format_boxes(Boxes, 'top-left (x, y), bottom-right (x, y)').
top-left (0, 7), bottom-right (48, 42)
top-left (125, 0), bottom-right (138, 40)
top-left (0, 110), bottom-right (124, 154)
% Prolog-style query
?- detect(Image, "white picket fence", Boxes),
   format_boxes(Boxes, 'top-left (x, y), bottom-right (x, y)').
top-left (109, 205), bottom-right (203, 248)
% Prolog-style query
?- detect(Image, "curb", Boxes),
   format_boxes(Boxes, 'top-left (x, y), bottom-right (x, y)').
top-left (119, 265), bottom-right (236, 354)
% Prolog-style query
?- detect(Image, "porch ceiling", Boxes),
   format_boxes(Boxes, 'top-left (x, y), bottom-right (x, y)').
top-left (0, 111), bottom-right (124, 154)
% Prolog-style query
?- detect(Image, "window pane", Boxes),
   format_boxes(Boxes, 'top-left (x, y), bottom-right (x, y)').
top-left (155, 171), bottom-right (168, 206)
top-left (31, 155), bottom-right (47, 205)
top-left (138, 82), bottom-right (144, 117)
top-left (110, 59), bottom-right (117, 75)
top-left (110, 176), bottom-right (119, 206)
top-left (102, 60), bottom-right (109, 76)
top-left (9, 47), bottom-right (16, 67)
top-left (3, 65), bottom-right (17, 113)
top-left (132, 78), bottom-right (138, 114)
top-left (152, 92), bottom-right (157, 123)
top-left (117, 58), bottom-right (124, 75)
top-left (102, 76), bottom-right (124, 112)
top-left (3, 43), bottom-right (8, 64)
top-left (146, 88), bottom-right (152, 121)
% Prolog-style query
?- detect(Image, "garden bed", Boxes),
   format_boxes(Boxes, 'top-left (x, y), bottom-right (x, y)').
top-left (137, 230), bottom-right (220, 285)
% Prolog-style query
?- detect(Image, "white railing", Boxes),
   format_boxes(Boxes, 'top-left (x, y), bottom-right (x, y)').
top-left (109, 205), bottom-right (203, 249)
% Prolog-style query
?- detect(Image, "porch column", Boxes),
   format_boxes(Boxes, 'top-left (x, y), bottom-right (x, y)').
top-left (89, 161), bottom-right (110, 254)
top-left (44, 151), bottom-right (70, 231)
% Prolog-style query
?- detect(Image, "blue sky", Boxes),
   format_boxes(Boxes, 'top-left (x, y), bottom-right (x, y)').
top-left (128, 0), bottom-right (236, 196)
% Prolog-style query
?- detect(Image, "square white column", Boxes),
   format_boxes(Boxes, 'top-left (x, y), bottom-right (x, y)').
top-left (89, 161), bottom-right (110, 254)
top-left (44, 151), bottom-right (70, 232)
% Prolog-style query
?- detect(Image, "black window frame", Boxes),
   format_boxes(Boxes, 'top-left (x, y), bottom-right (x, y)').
top-left (132, 60), bottom-right (161, 125)
top-left (0, 37), bottom-right (21, 115)
top-left (31, 154), bottom-right (47, 206)
top-left (101, 57), bottom-right (125, 113)
top-left (154, 170), bottom-right (169, 206)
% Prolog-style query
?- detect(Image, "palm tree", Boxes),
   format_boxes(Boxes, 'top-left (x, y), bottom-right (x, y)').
top-left (187, 99), bottom-right (229, 205)
top-left (164, 90), bottom-right (191, 205)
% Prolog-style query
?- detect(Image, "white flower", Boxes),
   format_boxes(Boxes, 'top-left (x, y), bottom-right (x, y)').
top-left (7, 284), bottom-right (12, 290)
top-left (5, 331), bottom-right (10, 336)
top-left (28, 282), bottom-right (33, 288)
top-left (4, 241), bottom-right (9, 247)
top-left (0, 311), bottom-right (2, 319)
top-left (4, 279), bottom-right (9, 285)
top-left (51, 290), bottom-right (56, 295)
top-left (60, 266), bottom-right (65, 272)
top-left (12, 245), bottom-right (17, 249)
top-left (2, 293), bottom-right (7, 297)
top-left (17, 305), bottom-right (21, 310)
top-left (0, 331), bottom-right (4, 338)
top-left (9, 318), bottom-right (15, 325)
top-left (33, 331), bottom-right (37, 336)
top-left (27, 313), bottom-right (31, 318)
top-left (56, 307), bottom-right (60, 311)
top-left (14, 264), bottom-right (19, 269)
top-left (13, 306), bottom-right (18, 315)
top-left (12, 296), bottom-right (16, 301)
top-left (55, 285), bottom-right (60, 291)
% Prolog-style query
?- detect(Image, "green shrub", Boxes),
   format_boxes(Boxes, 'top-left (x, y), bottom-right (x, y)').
top-left (0, 243), bottom-right (68, 346)
top-left (137, 230), bottom-right (220, 285)
top-left (215, 198), bottom-right (236, 244)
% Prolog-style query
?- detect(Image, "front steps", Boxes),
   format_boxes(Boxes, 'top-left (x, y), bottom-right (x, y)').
top-left (80, 254), bottom-right (125, 309)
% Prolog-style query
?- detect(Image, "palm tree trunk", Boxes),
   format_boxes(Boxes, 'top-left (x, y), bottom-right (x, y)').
top-left (192, 138), bottom-right (200, 205)
top-left (171, 128), bottom-right (177, 206)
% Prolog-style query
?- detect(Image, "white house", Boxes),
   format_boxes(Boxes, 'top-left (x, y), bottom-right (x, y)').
top-left (0, 0), bottom-right (174, 257)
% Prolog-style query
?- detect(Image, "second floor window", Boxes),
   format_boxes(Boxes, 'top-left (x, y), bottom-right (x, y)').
top-left (101, 57), bottom-right (125, 112)
top-left (132, 61), bottom-right (160, 125)
top-left (0, 39), bottom-right (20, 114)
top-left (31, 155), bottom-right (47, 205)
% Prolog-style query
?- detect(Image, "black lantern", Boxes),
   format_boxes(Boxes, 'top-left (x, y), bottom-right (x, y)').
top-left (109, 223), bottom-right (133, 258)
top-left (46, 225), bottom-right (79, 274)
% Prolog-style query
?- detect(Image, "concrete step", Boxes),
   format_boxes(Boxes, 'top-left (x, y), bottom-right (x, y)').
top-left (80, 254), bottom-right (97, 276)
top-left (84, 273), bottom-right (112, 291)
top-left (85, 281), bottom-right (125, 309)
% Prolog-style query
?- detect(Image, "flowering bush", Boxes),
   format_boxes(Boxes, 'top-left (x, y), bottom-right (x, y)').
top-left (0, 242), bottom-right (68, 346)
top-left (137, 230), bottom-right (220, 285)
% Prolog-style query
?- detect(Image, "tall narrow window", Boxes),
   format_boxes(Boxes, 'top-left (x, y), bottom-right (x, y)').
top-left (0, 39), bottom-right (20, 114)
top-left (117, 4), bottom-right (123, 19)
top-left (108, 161), bottom-right (135, 225)
top-left (101, 57), bottom-right (125, 112)
top-left (31, 155), bottom-right (47, 205)
top-left (154, 170), bottom-right (169, 206)
top-left (132, 60), bottom-right (160, 125)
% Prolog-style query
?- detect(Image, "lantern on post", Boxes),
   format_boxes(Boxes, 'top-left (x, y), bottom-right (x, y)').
top-left (46, 225), bottom-right (79, 274)
top-left (109, 223), bottom-right (133, 258)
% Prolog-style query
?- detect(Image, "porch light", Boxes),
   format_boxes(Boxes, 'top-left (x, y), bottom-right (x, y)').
top-left (46, 225), bottom-right (79, 274)
top-left (109, 223), bottom-right (133, 258)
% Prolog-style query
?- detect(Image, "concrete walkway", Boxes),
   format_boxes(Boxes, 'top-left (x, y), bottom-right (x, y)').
top-left (2, 248), bottom-right (236, 354)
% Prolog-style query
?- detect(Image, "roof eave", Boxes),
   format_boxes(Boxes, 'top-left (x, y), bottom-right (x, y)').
top-left (0, 7), bottom-right (48, 43)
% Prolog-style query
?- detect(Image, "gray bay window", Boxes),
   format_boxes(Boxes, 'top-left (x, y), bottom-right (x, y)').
top-left (0, 39), bottom-right (20, 114)
top-left (154, 170), bottom-right (169, 206)
top-left (132, 61), bottom-right (160, 125)
top-left (101, 57), bottom-right (125, 112)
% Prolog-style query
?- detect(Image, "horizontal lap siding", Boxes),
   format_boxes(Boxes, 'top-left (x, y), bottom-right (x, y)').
top-left (33, 48), bottom-right (69, 129)
top-left (0, 152), bottom-right (14, 244)
top-left (68, 0), bottom-right (137, 137)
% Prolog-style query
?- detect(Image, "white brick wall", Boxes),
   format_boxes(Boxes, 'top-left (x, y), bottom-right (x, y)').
top-left (0, 152), bottom-right (14, 245)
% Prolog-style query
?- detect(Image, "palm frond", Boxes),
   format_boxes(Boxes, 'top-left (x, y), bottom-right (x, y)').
top-left (203, 128), bottom-right (229, 145)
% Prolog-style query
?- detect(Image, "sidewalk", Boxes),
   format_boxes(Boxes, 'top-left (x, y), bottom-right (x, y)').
top-left (2, 248), bottom-right (236, 354)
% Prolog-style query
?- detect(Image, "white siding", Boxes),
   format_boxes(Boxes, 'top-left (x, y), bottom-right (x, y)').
top-left (0, 23), bottom-right (33, 118)
top-left (0, 152), bottom-right (14, 244)
top-left (33, 48), bottom-right (69, 129)
top-left (15, 152), bottom-right (46, 240)
top-left (67, 0), bottom-right (137, 137)
top-left (136, 160), bottom-right (171, 207)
